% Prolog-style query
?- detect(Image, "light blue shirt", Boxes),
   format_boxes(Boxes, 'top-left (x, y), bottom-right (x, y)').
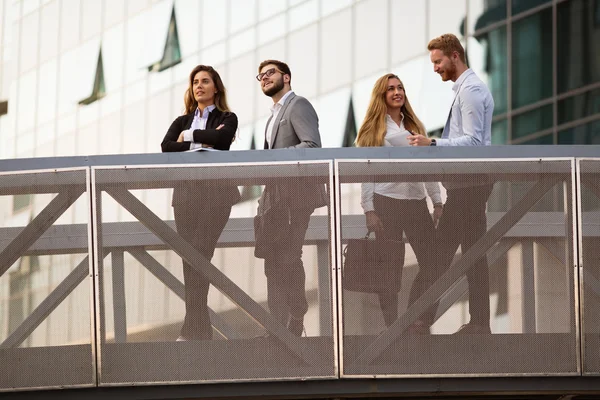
top-left (183, 104), bottom-right (216, 149)
top-left (436, 69), bottom-right (494, 147)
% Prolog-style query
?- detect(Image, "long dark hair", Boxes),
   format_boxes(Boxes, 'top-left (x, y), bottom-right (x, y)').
top-left (183, 65), bottom-right (231, 114)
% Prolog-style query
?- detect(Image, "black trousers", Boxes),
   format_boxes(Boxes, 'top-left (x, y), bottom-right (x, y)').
top-left (173, 203), bottom-right (231, 340)
top-left (373, 194), bottom-right (436, 327)
top-left (263, 208), bottom-right (313, 324)
top-left (423, 184), bottom-right (493, 326)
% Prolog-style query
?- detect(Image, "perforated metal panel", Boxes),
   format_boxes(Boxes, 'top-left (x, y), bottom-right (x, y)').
top-left (92, 161), bottom-right (336, 385)
top-left (336, 159), bottom-right (578, 377)
top-left (579, 159), bottom-right (600, 375)
top-left (0, 168), bottom-right (94, 391)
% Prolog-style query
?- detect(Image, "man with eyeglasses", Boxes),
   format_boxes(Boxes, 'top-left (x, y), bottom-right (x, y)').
top-left (254, 59), bottom-right (325, 337)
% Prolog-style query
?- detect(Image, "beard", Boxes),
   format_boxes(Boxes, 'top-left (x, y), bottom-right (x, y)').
top-left (262, 76), bottom-right (284, 97)
top-left (441, 60), bottom-right (457, 81)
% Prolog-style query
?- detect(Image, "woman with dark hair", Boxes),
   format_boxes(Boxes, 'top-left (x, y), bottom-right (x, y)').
top-left (356, 73), bottom-right (442, 332)
top-left (161, 65), bottom-right (240, 341)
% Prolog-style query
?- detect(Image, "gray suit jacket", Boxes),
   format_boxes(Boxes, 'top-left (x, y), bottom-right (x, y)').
top-left (260, 91), bottom-right (327, 213)
top-left (264, 92), bottom-right (321, 150)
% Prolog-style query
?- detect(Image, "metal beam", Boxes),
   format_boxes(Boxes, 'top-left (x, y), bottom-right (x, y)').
top-left (127, 248), bottom-right (239, 340)
top-left (1, 255), bottom-right (91, 348)
top-left (111, 250), bottom-right (127, 343)
top-left (0, 188), bottom-right (84, 277)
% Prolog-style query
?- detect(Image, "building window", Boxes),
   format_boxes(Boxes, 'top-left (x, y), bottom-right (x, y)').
top-left (148, 7), bottom-right (181, 73)
top-left (13, 194), bottom-right (32, 213)
top-left (79, 48), bottom-right (106, 105)
top-left (0, 100), bottom-right (7, 116)
top-left (342, 97), bottom-right (357, 147)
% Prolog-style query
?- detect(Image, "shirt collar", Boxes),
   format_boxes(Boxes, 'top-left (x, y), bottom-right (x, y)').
top-left (452, 68), bottom-right (474, 92)
top-left (195, 104), bottom-right (216, 118)
top-left (386, 112), bottom-right (404, 126)
top-left (270, 90), bottom-right (294, 113)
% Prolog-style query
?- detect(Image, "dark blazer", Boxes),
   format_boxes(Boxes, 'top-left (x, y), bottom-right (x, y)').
top-left (162, 108), bottom-right (241, 207)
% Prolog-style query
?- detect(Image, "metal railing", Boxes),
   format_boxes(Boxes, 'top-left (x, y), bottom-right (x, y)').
top-left (0, 146), bottom-right (599, 392)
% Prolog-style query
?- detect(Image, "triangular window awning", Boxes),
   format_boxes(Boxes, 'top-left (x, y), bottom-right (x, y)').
top-left (148, 4), bottom-right (181, 72)
top-left (342, 96), bottom-right (357, 147)
top-left (79, 47), bottom-right (106, 105)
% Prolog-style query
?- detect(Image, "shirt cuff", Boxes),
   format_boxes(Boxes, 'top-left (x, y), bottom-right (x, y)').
top-left (190, 142), bottom-right (202, 150)
top-left (183, 129), bottom-right (194, 142)
top-left (434, 138), bottom-right (450, 146)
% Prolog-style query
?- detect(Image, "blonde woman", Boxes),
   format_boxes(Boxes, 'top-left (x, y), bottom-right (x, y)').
top-left (356, 73), bottom-right (442, 332)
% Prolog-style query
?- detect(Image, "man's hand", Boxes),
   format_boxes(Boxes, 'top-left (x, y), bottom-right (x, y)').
top-left (365, 211), bottom-right (384, 236)
top-left (408, 134), bottom-right (432, 146)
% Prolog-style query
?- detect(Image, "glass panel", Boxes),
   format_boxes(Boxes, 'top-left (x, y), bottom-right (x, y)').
top-left (174, 0), bottom-right (200, 57)
top-left (321, 0), bottom-right (352, 17)
top-left (226, 53), bottom-right (256, 127)
top-left (202, 0), bottom-right (226, 47)
top-left (229, 27), bottom-right (256, 59)
top-left (469, 0), bottom-right (506, 33)
top-left (39, 0), bottom-right (59, 63)
top-left (338, 159), bottom-right (577, 376)
top-left (390, 0), bottom-right (426, 65)
top-left (80, 0), bottom-right (101, 41)
top-left (429, 0), bottom-right (466, 39)
top-left (230, 0), bottom-right (256, 33)
top-left (259, 0), bottom-right (286, 20)
top-left (521, 133), bottom-right (553, 144)
top-left (38, 59), bottom-right (57, 125)
top-left (492, 118), bottom-right (508, 144)
top-left (558, 88), bottom-right (600, 125)
top-left (512, 7), bottom-right (552, 108)
top-left (320, 8), bottom-right (352, 93)
top-left (289, 0), bottom-right (318, 32)
top-left (20, 10), bottom-right (39, 73)
top-left (316, 87), bottom-right (352, 148)
top-left (512, 104), bottom-right (553, 140)
top-left (469, 27), bottom-right (507, 115)
top-left (288, 24), bottom-right (318, 99)
top-left (125, 13), bottom-right (146, 84)
top-left (354, 0), bottom-right (388, 79)
top-left (104, 0), bottom-right (125, 27)
top-left (512, 0), bottom-right (551, 16)
top-left (17, 70), bottom-right (37, 132)
top-left (557, 0), bottom-right (600, 93)
top-left (0, 169), bottom-right (93, 390)
top-left (558, 120), bottom-right (600, 144)
top-left (94, 163), bottom-right (335, 384)
top-left (102, 24), bottom-right (125, 92)
top-left (60, 0), bottom-right (80, 52)
top-left (257, 13), bottom-right (285, 45)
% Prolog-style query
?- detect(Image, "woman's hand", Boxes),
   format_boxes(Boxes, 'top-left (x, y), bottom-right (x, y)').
top-left (365, 211), bottom-right (384, 236)
top-left (432, 203), bottom-right (444, 228)
top-left (177, 131), bottom-right (186, 142)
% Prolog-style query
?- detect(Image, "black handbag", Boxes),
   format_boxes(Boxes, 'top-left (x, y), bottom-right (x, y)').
top-left (254, 206), bottom-right (291, 259)
top-left (343, 233), bottom-right (404, 293)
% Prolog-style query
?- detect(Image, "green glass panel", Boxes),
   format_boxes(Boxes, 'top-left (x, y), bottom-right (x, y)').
top-left (511, 8), bottom-right (552, 108)
top-left (512, 104), bottom-right (553, 140)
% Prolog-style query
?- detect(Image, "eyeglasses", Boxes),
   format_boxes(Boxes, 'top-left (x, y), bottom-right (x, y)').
top-left (256, 68), bottom-right (283, 82)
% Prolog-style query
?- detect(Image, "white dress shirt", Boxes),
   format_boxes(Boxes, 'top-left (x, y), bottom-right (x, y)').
top-left (436, 69), bottom-right (494, 147)
top-left (183, 104), bottom-right (216, 150)
top-left (265, 90), bottom-right (294, 149)
top-left (361, 114), bottom-right (442, 212)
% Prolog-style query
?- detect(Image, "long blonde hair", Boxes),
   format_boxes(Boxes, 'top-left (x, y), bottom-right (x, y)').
top-left (356, 73), bottom-right (426, 147)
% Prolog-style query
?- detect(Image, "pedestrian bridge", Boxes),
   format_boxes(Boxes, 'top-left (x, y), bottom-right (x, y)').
top-left (2, 146), bottom-right (600, 399)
